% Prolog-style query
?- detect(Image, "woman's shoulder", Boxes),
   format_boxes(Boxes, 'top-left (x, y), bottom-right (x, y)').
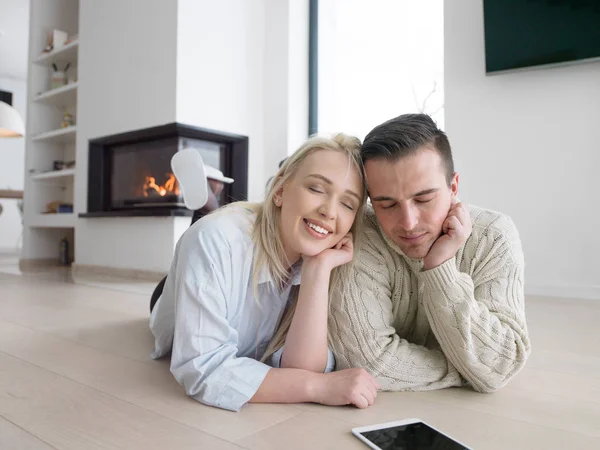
top-left (182, 202), bottom-right (258, 250)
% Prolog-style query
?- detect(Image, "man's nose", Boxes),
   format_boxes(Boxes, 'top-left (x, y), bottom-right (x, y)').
top-left (397, 203), bottom-right (418, 231)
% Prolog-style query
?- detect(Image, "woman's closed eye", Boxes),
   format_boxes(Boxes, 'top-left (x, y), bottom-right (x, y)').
top-left (341, 201), bottom-right (354, 211)
top-left (308, 186), bottom-right (323, 194)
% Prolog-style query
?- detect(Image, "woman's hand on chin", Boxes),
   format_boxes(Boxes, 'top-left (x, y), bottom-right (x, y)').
top-left (302, 233), bottom-right (354, 273)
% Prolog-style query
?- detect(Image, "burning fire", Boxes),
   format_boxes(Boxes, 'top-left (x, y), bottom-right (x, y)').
top-left (143, 173), bottom-right (180, 197)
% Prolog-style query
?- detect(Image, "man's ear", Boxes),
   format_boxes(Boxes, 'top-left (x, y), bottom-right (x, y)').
top-left (450, 172), bottom-right (459, 198)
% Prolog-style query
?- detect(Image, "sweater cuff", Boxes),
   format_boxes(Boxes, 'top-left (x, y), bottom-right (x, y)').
top-left (418, 258), bottom-right (459, 291)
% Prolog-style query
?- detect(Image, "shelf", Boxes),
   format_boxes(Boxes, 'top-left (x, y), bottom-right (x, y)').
top-left (30, 168), bottom-right (76, 181)
top-left (0, 189), bottom-right (23, 199)
top-left (80, 209), bottom-right (193, 218)
top-left (33, 83), bottom-right (78, 108)
top-left (32, 126), bottom-right (77, 145)
top-left (29, 213), bottom-right (76, 228)
top-left (34, 40), bottom-right (79, 66)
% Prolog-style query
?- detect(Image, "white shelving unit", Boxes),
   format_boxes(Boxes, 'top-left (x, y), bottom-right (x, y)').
top-left (32, 125), bottom-right (77, 145)
top-left (30, 168), bottom-right (76, 181)
top-left (29, 213), bottom-right (77, 229)
top-left (34, 39), bottom-right (79, 66)
top-left (33, 82), bottom-right (78, 108)
top-left (22, 0), bottom-right (80, 264)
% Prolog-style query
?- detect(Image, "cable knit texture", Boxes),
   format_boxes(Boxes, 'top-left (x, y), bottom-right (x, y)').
top-left (329, 205), bottom-right (531, 393)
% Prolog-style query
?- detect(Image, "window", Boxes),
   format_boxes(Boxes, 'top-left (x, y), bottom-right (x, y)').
top-left (312, 0), bottom-right (444, 139)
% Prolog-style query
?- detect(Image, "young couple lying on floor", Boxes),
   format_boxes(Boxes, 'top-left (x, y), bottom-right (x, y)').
top-left (149, 114), bottom-right (531, 412)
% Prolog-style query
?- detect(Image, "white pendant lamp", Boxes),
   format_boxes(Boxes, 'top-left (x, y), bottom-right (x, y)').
top-left (0, 101), bottom-right (25, 138)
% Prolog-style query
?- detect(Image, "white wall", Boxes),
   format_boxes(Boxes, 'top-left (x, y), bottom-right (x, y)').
top-left (176, 0), bottom-right (266, 201)
top-left (0, 77), bottom-right (26, 251)
top-left (176, 0), bottom-right (308, 201)
top-left (445, 0), bottom-right (600, 300)
top-left (75, 0), bottom-right (181, 272)
top-left (78, 217), bottom-right (188, 273)
top-left (0, 0), bottom-right (30, 80)
top-left (262, 0), bottom-right (288, 188)
top-left (261, 0), bottom-right (309, 187)
top-left (285, 0), bottom-right (309, 154)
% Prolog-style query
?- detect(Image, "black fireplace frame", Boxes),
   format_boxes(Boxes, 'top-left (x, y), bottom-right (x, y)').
top-left (80, 122), bottom-right (248, 218)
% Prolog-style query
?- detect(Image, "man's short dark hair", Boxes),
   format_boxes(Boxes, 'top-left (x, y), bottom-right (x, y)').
top-left (362, 114), bottom-right (455, 185)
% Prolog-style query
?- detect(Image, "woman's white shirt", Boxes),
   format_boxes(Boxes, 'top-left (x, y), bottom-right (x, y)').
top-left (149, 206), bottom-right (335, 411)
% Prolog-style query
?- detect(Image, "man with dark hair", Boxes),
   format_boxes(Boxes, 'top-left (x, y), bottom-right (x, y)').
top-left (329, 113), bottom-right (530, 393)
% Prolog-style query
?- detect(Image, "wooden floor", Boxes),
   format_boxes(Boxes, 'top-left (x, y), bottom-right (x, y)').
top-left (0, 255), bottom-right (599, 449)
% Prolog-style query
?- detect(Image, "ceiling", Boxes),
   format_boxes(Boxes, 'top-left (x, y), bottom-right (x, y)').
top-left (0, 0), bottom-right (30, 80)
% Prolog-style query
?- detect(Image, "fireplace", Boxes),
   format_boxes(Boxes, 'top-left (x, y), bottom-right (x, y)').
top-left (80, 123), bottom-right (248, 217)
top-left (110, 136), bottom-right (183, 210)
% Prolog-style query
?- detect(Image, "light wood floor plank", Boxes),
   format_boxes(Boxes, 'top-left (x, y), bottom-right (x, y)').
top-left (0, 416), bottom-right (56, 450)
top-left (0, 352), bottom-right (243, 450)
top-left (507, 366), bottom-right (600, 403)
top-left (0, 320), bottom-right (302, 442)
top-left (237, 412), bottom-right (364, 450)
top-left (0, 290), bottom-right (154, 364)
top-left (289, 393), bottom-right (600, 450)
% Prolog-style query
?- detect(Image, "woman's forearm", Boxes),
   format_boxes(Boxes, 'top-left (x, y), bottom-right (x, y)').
top-left (249, 368), bottom-right (320, 403)
top-left (280, 263), bottom-right (331, 372)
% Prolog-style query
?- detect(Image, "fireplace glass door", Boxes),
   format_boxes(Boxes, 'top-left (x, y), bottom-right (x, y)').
top-left (109, 137), bottom-right (183, 210)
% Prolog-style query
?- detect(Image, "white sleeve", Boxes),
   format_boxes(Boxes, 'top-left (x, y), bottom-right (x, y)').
top-left (270, 346), bottom-right (336, 373)
top-left (168, 228), bottom-right (271, 412)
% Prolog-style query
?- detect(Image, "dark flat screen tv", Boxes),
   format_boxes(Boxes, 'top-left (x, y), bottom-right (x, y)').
top-left (484, 0), bottom-right (600, 73)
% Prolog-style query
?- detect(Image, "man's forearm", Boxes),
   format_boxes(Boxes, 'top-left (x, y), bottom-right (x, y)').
top-left (329, 236), bottom-right (464, 391)
top-left (330, 275), bottom-right (463, 390)
top-left (420, 259), bottom-right (530, 392)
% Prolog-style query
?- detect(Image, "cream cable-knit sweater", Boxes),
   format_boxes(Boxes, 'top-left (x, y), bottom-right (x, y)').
top-left (329, 205), bottom-right (531, 393)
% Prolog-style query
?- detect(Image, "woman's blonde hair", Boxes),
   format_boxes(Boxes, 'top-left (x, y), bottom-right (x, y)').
top-left (248, 133), bottom-right (367, 363)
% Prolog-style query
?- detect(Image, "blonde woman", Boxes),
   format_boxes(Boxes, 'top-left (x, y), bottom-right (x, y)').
top-left (150, 134), bottom-right (379, 412)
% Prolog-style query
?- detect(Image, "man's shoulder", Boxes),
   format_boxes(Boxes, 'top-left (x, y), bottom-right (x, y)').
top-left (361, 206), bottom-right (390, 247)
top-left (465, 205), bottom-right (523, 262)
top-left (363, 206), bottom-right (382, 233)
top-left (356, 206), bottom-right (399, 264)
top-left (468, 205), bottom-right (519, 240)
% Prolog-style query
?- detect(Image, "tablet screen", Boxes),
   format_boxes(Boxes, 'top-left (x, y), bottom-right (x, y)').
top-left (359, 421), bottom-right (468, 450)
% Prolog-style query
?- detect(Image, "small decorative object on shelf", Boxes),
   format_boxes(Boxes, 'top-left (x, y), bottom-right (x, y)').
top-left (57, 204), bottom-right (73, 213)
top-left (42, 29), bottom-right (68, 55)
top-left (52, 29), bottom-right (68, 50)
top-left (45, 201), bottom-right (74, 214)
top-left (50, 63), bottom-right (70, 90)
top-left (53, 160), bottom-right (76, 170)
top-left (59, 237), bottom-right (70, 265)
top-left (42, 33), bottom-right (53, 53)
top-left (61, 112), bottom-right (75, 128)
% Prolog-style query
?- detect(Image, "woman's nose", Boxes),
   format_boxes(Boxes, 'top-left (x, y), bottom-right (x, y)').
top-left (317, 199), bottom-right (336, 220)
